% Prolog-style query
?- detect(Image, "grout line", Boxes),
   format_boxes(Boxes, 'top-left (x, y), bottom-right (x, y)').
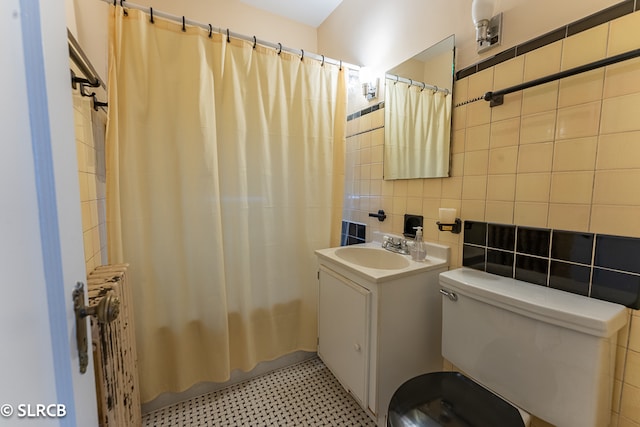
top-left (464, 221), bottom-right (640, 306)
top-left (345, 125), bottom-right (384, 139)
top-left (589, 232), bottom-right (598, 297)
top-left (613, 309), bottom-right (633, 422)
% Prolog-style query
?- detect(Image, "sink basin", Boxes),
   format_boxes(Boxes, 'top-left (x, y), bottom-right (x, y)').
top-left (316, 240), bottom-right (450, 283)
top-left (334, 246), bottom-right (410, 270)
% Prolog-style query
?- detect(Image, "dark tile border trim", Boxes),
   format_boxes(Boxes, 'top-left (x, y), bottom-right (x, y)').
top-left (567, 0), bottom-right (635, 36)
top-left (515, 28), bottom-right (567, 57)
top-left (477, 47), bottom-right (517, 72)
top-left (456, 0), bottom-right (636, 80)
top-left (456, 65), bottom-right (478, 80)
top-left (347, 101), bottom-right (384, 122)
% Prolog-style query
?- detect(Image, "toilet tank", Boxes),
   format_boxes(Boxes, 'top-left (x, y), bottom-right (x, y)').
top-left (440, 268), bottom-right (628, 427)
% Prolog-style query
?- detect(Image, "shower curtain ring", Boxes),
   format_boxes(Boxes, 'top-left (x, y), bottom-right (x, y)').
top-left (433, 85), bottom-right (439, 93)
top-left (226, 29), bottom-right (230, 43)
top-left (253, 36), bottom-right (257, 49)
top-left (321, 55), bottom-right (325, 66)
top-left (395, 75), bottom-right (399, 85)
top-left (149, 7), bottom-right (154, 23)
top-left (120, 0), bottom-right (127, 15)
top-left (339, 60), bottom-right (342, 71)
top-left (300, 49), bottom-right (304, 61)
top-left (182, 16), bottom-right (186, 32)
top-left (209, 24), bottom-right (213, 38)
top-left (277, 43), bottom-right (282, 55)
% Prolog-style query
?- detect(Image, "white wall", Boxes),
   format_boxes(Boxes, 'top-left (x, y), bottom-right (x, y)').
top-left (3, 0), bottom-right (99, 424)
top-left (43, 0), bottom-right (102, 420)
top-left (318, 0), bottom-right (621, 74)
top-left (1, 0), bottom-right (59, 414)
top-left (65, 0), bottom-right (77, 36)
top-left (67, 0), bottom-right (110, 83)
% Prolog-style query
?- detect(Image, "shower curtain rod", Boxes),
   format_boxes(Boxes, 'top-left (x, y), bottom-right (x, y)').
top-left (385, 73), bottom-right (450, 95)
top-left (68, 29), bottom-right (106, 90)
top-left (68, 29), bottom-right (108, 111)
top-left (99, 0), bottom-right (361, 71)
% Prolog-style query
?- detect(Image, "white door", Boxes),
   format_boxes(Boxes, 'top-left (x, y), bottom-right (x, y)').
top-left (0, 1), bottom-right (98, 426)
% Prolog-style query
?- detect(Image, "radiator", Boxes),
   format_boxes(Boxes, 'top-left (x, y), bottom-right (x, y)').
top-left (87, 264), bottom-right (141, 427)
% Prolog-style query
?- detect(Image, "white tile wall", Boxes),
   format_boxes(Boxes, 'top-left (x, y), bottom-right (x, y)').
top-left (72, 88), bottom-right (108, 273)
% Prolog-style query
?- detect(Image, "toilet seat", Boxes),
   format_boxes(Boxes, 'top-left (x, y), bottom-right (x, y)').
top-left (388, 372), bottom-right (527, 427)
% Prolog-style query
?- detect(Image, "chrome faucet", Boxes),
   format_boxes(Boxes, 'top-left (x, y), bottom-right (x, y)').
top-left (381, 235), bottom-right (410, 255)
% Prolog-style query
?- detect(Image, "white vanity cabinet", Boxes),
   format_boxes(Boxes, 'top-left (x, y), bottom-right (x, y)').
top-left (315, 241), bottom-right (449, 426)
top-left (317, 266), bottom-right (370, 406)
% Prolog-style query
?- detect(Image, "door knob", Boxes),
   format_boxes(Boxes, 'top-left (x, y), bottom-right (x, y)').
top-left (73, 282), bottom-right (120, 373)
top-left (81, 293), bottom-right (120, 323)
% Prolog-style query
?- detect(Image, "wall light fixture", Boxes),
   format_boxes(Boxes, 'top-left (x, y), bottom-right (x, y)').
top-left (359, 67), bottom-right (379, 100)
top-left (362, 79), bottom-right (379, 100)
top-left (472, 0), bottom-right (502, 53)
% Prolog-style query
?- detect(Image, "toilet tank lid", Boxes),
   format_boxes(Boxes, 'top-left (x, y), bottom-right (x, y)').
top-left (440, 268), bottom-right (628, 338)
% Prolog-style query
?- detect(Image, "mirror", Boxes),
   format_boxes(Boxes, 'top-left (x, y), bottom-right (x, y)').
top-left (384, 35), bottom-right (455, 180)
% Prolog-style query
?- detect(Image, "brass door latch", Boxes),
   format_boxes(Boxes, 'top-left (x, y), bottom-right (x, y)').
top-left (72, 282), bottom-right (120, 373)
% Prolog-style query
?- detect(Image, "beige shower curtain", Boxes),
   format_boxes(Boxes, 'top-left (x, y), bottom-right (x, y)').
top-left (384, 81), bottom-right (451, 179)
top-left (106, 7), bottom-right (346, 402)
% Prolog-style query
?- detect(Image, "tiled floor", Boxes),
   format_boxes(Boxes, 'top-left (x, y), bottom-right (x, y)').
top-left (142, 356), bottom-right (377, 426)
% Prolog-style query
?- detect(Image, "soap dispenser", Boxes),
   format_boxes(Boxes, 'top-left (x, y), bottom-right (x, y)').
top-left (411, 226), bottom-right (426, 261)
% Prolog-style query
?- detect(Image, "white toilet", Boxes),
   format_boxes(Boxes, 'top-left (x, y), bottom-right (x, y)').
top-left (388, 267), bottom-right (628, 427)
